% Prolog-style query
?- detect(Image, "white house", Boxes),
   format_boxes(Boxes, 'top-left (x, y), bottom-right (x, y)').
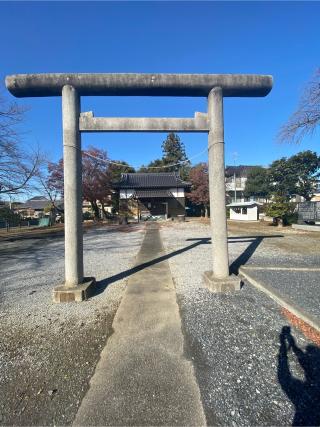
top-left (227, 201), bottom-right (262, 221)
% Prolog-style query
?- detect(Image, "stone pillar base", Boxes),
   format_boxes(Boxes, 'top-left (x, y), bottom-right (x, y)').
top-left (53, 277), bottom-right (96, 303)
top-left (203, 271), bottom-right (241, 293)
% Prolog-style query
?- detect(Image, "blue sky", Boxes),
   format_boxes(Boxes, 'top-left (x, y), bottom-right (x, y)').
top-left (0, 1), bottom-right (319, 170)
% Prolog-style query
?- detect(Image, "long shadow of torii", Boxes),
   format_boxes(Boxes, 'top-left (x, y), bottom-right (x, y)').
top-left (93, 234), bottom-right (283, 297)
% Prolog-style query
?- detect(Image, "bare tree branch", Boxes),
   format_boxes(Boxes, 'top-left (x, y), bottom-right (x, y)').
top-left (278, 68), bottom-right (320, 144)
top-left (0, 95), bottom-right (42, 195)
top-left (34, 157), bottom-right (64, 213)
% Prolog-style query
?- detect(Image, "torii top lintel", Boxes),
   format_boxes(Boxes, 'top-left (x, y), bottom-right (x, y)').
top-left (5, 73), bottom-right (273, 98)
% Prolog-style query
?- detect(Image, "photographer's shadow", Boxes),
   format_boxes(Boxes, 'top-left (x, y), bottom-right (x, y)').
top-left (278, 326), bottom-right (320, 426)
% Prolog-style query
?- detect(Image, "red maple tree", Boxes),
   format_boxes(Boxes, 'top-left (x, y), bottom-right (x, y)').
top-left (45, 146), bottom-right (113, 219)
top-left (82, 147), bottom-right (112, 218)
top-left (187, 163), bottom-right (210, 217)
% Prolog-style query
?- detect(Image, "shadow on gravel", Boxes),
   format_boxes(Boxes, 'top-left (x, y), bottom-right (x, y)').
top-left (186, 235), bottom-right (283, 275)
top-left (93, 234), bottom-right (282, 298)
top-left (229, 235), bottom-right (283, 274)
top-left (93, 237), bottom-right (211, 297)
top-left (0, 239), bottom-right (60, 272)
top-left (278, 326), bottom-right (320, 426)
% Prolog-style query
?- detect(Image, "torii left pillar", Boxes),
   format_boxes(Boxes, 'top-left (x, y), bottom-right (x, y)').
top-left (53, 85), bottom-right (95, 302)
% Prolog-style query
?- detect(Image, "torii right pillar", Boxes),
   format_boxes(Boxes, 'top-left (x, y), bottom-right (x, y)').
top-left (204, 86), bottom-right (240, 292)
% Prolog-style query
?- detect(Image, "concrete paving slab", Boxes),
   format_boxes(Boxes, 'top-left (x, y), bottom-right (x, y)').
top-left (73, 223), bottom-right (206, 426)
top-left (292, 224), bottom-right (320, 232)
top-left (240, 267), bottom-right (320, 331)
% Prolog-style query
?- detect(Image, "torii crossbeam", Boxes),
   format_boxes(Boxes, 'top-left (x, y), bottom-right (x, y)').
top-left (6, 73), bottom-right (273, 302)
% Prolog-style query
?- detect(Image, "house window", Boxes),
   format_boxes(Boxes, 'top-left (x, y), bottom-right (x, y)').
top-left (148, 202), bottom-right (151, 208)
top-left (234, 208), bottom-right (241, 214)
top-left (242, 207), bottom-right (247, 215)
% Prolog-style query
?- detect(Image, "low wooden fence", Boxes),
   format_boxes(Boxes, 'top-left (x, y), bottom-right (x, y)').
top-left (0, 217), bottom-right (51, 231)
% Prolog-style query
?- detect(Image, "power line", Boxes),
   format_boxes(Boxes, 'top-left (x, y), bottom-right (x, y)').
top-left (82, 147), bottom-right (208, 170)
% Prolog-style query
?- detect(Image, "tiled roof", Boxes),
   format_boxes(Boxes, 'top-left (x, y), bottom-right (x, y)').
top-left (132, 189), bottom-right (174, 198)
top-left (18, 198), bottom-right (63, 210)
top-left (18, 199), bottom-right (50, 210)
top-left (29, 196), bottom-right (48, 201)
top-left (114, 173), bottom-right (190, 189)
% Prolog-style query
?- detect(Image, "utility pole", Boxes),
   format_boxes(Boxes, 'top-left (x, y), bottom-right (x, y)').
top-left (232, 152), bottom-right (238, 203)
top-left (8, 193), bottom-right (13, 210)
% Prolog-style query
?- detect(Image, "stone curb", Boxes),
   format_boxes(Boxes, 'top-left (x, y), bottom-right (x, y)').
top-left (239, 266), bottom-right (320, 333)
top-left (292, 224), bottom-right (320, 232)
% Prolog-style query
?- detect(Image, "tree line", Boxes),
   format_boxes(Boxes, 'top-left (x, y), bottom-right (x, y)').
top-left (185, 150), bottom-right (320, 219)
top-left (244, 151), bottom-right (320, 202)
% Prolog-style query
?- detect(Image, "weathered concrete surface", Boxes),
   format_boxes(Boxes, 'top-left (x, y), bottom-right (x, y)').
top-left (6, 73), bottom-right (273, 97)
top-left (203, 271), bottom-right (241, 292)
top-left (62, 85), bottom-right (84, 287)
top-left (207, 87), bottom-right (230, 279)
top-left (53, 277), bottom-right (96, 303)
top-left (73, 223), bottom-right (206, 426)
top-left (79, 111), bottom-right (209, 132)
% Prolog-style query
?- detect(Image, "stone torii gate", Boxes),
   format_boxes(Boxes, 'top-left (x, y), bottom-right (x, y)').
top-left (5, 73), bottom-right (273, 302)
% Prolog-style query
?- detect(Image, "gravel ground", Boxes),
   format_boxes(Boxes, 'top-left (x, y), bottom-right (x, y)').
top-left (243, 270), bottom-right (320, 320)
top-left (161, 221), bottom-right (320, 426)
top-left (0, 224), bottom-right (144, 426)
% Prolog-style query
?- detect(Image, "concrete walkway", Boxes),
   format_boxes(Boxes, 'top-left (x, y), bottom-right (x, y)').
top-left (74, 223), bottom-right (206, 426)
